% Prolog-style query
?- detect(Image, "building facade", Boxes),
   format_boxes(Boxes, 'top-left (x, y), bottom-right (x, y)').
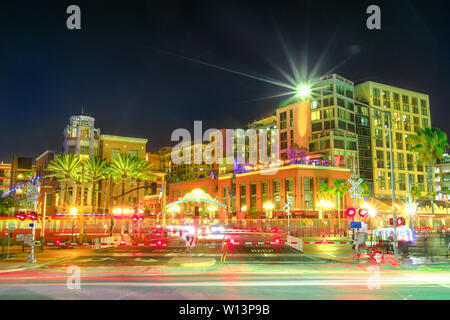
top-left (63, 115), bottom-right (100, 159)
top-left (354, 81), bottom-right (433, 199)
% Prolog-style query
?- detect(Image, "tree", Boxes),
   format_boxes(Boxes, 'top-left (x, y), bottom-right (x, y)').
top-left (0, 196), bottom-right (15, 216)
top-left (287, 144), bottom-right (308, 164)
top-left (410, 186), bottom-right (422, 200)
top-left (83, 156), bottom-right (109, 212)
top-left (407, 127), bottom-right (449, 215)
top-left (131, 157), bottom-right (155, 209)
top-left (109, 154), bottom-right (150, 208)
top-left (331, 179), bottom-right (348, 236)
top-left (47, 154), bottom-right (81, 208)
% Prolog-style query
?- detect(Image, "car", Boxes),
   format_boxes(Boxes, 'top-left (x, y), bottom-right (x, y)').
top-left (210, 225), bottom-right (225, 234)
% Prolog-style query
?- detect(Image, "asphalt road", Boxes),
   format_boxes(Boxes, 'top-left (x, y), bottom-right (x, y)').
top-left (0, 232), bottom-right (448, 300)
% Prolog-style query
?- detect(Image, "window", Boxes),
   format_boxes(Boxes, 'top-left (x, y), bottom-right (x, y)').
top-left (396, 132), bottom-right (403, 150)
top-left (412, 97), bottom-right (418, 113)
top-left (130, 150), bottom-right (138, 157)
top-left (337, 98), bottom-right (345, 107)
top-left (398, 173), bottom-right (406, 191)
top-left (334, 139), bottom-right (345, 149)
top-left (285, 178), bottom-right (294, 206)
top-left (79, 145), bottom-right (90, 155)
top-left (312, 122), bottom-right (323, 131)
top-left (304, 177), bottom-right (313, 209)
top-left (347, 141), bottom-right (357, 150)
top-left (272, 180), bottom-right (280, 210)
top-left (261, 181), bottom-right (268, 203)
top-left (280, 132), bottom-right (288, 149)
top-left (250, 183), bottom-right (257, 210)
top-left (111, 148), bottom-right (120, 160)
top-left (382, 91), bottom-right (390, 108)
top-left (397, 153), bottom-right (405, 170)
top-left (289, 109), bottom-right (293, 127)
top-left (422, 118), bottom-right (429, 127)
top-left (372, 88), bottom-right (381, 106)
top-left (240, 184), bottom-right (246, 209)
top-left (375, 129), bottom-right (383, 147)
top-left (377, 171), bottom-right (386, 190)
top-left (407, 154), bottom-right (414, 171)
top-left (402, 95), bottom-right (409, 112)
top-left (311, 110), bottom-right (321, 121)
top-left (393, 93), bottom-right (400, 110)
top-left (376, 150), bottom-right (384, 168)
top-left (279, 112), bottom-right (287, 129)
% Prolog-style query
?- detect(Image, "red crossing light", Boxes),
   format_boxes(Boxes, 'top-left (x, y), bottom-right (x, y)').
top-left (396, 217), bottom-right (405, 226)
top-left (27, 212), bottom-right (37, 221)
top-left (15, 212), bottom-right (26, 221)
top-left (345, 207), bottom-right (357, 217)
top-left (358, 208), bottom-right (369, 217)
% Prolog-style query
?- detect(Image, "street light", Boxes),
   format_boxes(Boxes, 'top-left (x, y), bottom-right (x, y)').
top-left (70, 207), bottom-right (78, 243)
top-left (296, 85), bottom-right (311, 98)
top-left (404, 200), bottom-right (418, 229)
top-left (300, 84), bottom-right (399, 260)
top-left (167, 204), bottom-right (181, 224)
top-left (263, 202), bottom-right (274, 219)
top-left (207, 204), bottom-right (217, 220)
top-left (317, 199), bottom-right (335, 237)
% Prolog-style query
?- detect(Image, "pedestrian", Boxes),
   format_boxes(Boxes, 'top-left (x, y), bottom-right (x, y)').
top-left (423, 234), bottom-right (434, 262)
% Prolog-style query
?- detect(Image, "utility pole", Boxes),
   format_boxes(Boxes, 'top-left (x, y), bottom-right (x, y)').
top-left (79, 163), bottom-right (85, 242)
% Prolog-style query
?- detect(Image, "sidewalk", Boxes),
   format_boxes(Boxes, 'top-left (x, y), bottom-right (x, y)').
top-left (0, 247), bottom-right (91, 273)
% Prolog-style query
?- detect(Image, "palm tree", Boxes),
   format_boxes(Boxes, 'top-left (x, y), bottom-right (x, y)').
top-left (109, 154), bottom-right (145, 208)
top-left (407, 127), bottom-right (449, 216)
top-left (84, 156), bottom-right (109, 212)
top-left (410, 186), bottom-right (422, 200)
top-left (132, 157), bottom-right (155, 208)
top-left (333, 179), bottom-right (348, 236)
top-left (47, 154), bottom-right (81, 208)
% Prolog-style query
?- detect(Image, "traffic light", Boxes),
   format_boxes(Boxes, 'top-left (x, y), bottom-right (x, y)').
top-left (132, 215), bottom-right (138, 222)
top-left (396, 217), bottom-right (405, 226)
top-left (358, 208), bottom-right (369, 217)
top-left (389, 217), bottom-right (405, 226)
top-left (345, 207), bottom-right (357, 217)
top-left (15, 212), bottom-right (26, 221)
top-left (27, 212), bottom-right (37, 221)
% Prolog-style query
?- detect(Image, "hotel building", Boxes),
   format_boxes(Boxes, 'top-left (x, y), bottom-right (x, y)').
top-left (354, 81), bottom-right (433, 199)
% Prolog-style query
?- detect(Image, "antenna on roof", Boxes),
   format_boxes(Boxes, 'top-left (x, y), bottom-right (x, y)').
top-left (81, 106), bottom-right (84, 115)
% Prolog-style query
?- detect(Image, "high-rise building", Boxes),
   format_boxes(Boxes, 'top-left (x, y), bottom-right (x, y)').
top-left (435, 153), bottom-right (449, 201)
top-left (307, 74), bottom-right (359, 174)
top-left (355, 81), bottom-right (433, 199)
top-left (10, 155), bottom-right (36, 211)
top-left (0, 162), bottom-right (11, 196)
top-left (36, 150), bottom-right (58, 216)
top-left (63, 115), bottom-right (100, 159)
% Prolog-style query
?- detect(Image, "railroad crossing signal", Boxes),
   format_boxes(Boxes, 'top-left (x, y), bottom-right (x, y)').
top-left (348, 178), bottom-right (363, 199)
top-left (25, 180), bottom-right (40, 202)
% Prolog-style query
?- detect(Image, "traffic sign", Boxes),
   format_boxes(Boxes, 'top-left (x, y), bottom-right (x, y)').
top-left (7, 223), bottom-right (15, 230)
top-left (350, 221), bottom-right (362, 229)
top-left (29, 223), bottom-right (34, 228)
top-left (16, 234), bottom-right (24, 241)
top-left (348, 178), bottom-right (363, 199)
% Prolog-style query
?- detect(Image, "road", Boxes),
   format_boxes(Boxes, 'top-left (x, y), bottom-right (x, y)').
top-left (0, 232), bottom-right (449, 300)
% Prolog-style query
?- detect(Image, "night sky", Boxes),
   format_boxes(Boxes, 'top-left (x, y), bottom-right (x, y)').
top-left (0, 0), bottom-right (448, 162)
